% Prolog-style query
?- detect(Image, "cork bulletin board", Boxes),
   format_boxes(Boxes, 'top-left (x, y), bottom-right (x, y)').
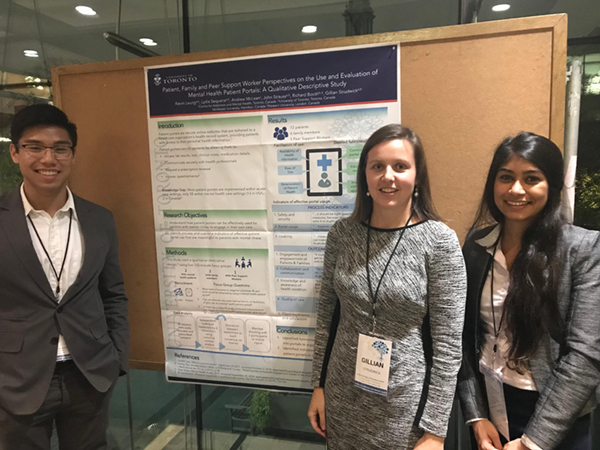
top-left (52, 14), bottom-right (567, 370)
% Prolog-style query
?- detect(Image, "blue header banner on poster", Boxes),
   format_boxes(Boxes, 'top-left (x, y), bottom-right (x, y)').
top-left (147, 45), bottom-right (398, 117)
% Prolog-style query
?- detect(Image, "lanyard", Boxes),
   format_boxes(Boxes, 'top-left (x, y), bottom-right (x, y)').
top-left (489, 243), bottom-right (505, 355)
top-left (28, 209), bottom-right (73, 298)
top-left (366, 212), bottom-right (413, 333)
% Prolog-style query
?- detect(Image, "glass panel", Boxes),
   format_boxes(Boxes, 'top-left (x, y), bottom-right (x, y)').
top-left (585, 53), bottom-right (600, 63)
top-left (103, 373), bottom-right (326, 449)
top-left (478, 0), bottom-right (600, 39)
top-left (1, 0), bottom-right (180, 70)
top-left (0, 137), bottom-right (23, 194)
top-left (584, 62), bottom-right (600, 77)
top-left (571, 41), bottom-right (600, 446)
top-left (0, 97), bottom-right (39, 195)
top-left (199, 386), bottom-right (325, 449)
top-left (107, 376), bottom-right (133, 449)
top-left (127, 369), bottom-right (195, 449)
top-left (118, 0), bottom-right (181, 58)
top-left (573, 45), bottom-right (600, 231)
top-left (189, 0), bottom-right (459, 53)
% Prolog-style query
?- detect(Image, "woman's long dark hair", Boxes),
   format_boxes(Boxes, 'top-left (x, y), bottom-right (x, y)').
top-left (349, 124), bottom-right (440, 223)
top-left (472, 132), bottom-right (565, 372)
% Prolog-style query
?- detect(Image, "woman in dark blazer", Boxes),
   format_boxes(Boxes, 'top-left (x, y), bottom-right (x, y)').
top-left (457, 132), bottom-right (600, 450)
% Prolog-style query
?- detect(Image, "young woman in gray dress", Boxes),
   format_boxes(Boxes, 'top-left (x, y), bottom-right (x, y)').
top-left (458, 133), bottom-right (600, 450)
top-left (308, 124), bottom-right (467, 450)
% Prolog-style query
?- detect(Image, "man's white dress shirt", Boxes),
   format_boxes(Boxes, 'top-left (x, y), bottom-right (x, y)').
top-left (21, 184), bottom-right (85, 361)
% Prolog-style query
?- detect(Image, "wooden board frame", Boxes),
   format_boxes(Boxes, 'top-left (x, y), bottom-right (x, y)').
top-left (52, 14), bottom-right (567, 371)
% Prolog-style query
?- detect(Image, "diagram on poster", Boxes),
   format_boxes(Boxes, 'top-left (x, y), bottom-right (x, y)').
top-left (146, 44), bottom-right (400, 390)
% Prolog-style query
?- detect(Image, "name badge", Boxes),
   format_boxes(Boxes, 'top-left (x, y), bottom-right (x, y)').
top-left (354, 333), bottom-right (392, 396)
top-left (480, 363), bottom-right (510, 441)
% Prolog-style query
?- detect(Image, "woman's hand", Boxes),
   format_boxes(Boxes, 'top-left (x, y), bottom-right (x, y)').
top-left (307, 387), bottom-right (326, 438)
top-left (503, 439), bottom-right (527, 450)
top-left (472, 419), bottom-right (502, 450)
top-left (413, 432), bottom-right (444, 450)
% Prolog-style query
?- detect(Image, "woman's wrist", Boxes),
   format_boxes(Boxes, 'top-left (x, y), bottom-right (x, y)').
top-left (422, 432), bottom-right (444, 442)
top-left (521, 434), bottom-right (543, 450)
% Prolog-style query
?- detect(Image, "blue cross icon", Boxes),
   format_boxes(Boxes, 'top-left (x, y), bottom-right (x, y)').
top-left (317, 154), bottom-right (332, 172)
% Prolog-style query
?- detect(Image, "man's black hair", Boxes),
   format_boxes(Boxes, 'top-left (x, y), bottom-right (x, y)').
top-left (10, 104), bottom-right (78, 149)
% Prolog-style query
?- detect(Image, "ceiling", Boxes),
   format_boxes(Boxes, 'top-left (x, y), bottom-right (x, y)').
top-left (0, 0), bottom-right (598, 79)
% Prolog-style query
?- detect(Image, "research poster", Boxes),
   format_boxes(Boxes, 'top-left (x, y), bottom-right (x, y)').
top-left (145, 44), bottom-right (400, 390)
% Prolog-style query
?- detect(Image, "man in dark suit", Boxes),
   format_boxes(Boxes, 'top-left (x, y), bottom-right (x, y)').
top-left (0, 104), bottom-right (129, 449)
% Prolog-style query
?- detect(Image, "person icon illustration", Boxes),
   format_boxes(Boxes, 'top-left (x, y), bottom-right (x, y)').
top-left (235, 259), bottom-right (240, 268)
top-left (318, 172), bottom-right (332, 188)
top-left (241, 261), bottom-right (246, 269)
top-left (247, 259), bottom-right (252, 268)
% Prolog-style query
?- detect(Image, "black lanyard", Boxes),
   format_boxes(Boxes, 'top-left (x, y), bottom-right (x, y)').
top-left (366, 212), bottom-right (413, 332)
top-left (489, 242), bottom-right (505, 353)
top-left (28, 209), bottom-right (73, 298)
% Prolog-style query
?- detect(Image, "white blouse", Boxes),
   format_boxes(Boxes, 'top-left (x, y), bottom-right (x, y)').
top-left (476, 225), bottom-right (537, 391)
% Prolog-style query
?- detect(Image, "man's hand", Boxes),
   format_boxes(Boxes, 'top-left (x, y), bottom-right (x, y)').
top-left (413, 432), bottom-right (444, 450)
top-left (472, 419), bottom-right (502, 450)
top-left (307, 387), bottom-right (326, 438)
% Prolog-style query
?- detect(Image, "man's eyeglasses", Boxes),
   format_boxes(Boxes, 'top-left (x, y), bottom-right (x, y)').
top-left (19, 144), bottom-right (74, 160)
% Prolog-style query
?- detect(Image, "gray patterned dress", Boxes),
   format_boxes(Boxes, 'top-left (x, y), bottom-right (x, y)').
top-left (311, 218), bottom-right (467, 450)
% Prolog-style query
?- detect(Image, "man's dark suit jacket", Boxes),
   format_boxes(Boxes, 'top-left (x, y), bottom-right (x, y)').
top-left (0, 187), bottom-right (129, 415)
